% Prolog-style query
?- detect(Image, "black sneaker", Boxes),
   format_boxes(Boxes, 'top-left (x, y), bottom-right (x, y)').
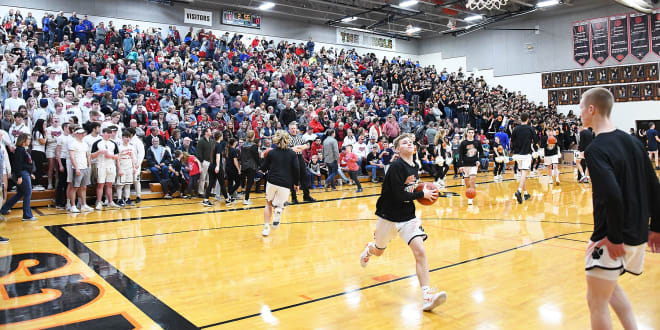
top-left (135, 197), bottom-right (142, 203)
top-left (183, 195), bottom-right (190, 199)
top-left (524, 193), bottom-right (531, 201)
top-left (514, 190), bottom-right (523, 204)
top-left (291, 199), bottom-right (299, 204)
top-left (303, 196), bottom-right (316, 202)
top-left (117, 199), bottom-right (125, 207)
top-left (125, 199), bottom-right (135, 206)
top-left (0, 236), bottom-right (8, 243)
top-left (226, 197), bottom-right (235, 205)
top-left (202, 200), bottom-right (213, 207)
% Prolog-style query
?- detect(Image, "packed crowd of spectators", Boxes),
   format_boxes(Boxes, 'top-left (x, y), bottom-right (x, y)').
top-left (0, 8), bottom-right (582, 216)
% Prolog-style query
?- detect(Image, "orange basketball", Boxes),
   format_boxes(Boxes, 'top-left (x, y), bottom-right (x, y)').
top-left (415, 182), bottom-right (438, 206)
top-left (547, 136), bottom-right (557, 145)
top-left (465, 188), bottom-right (477, 199)
top-left (497, 146), bottom-right (504, 153)
top-left (263, 148), bottom-right (272, 157)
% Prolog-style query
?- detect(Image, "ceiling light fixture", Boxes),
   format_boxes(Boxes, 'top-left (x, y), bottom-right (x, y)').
top-left (400, 0), bottom-right (419, 7)
top-left (465, 14), bottom-right (483, 22)
top-left (536, 0), bottom-right (559, 8)
top-left (258, 2), bottom-right (275, 10)
top-left (406, 26), bottom-right (421, 34)
top-left (341, 16), bottom-right (358, 23)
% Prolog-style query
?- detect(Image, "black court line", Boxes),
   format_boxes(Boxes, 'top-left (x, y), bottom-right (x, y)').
top-left (198, 230), bottom-right (593, 328)
top-left (81, 217), bottom-right (594, 244)
top-left (44, 225), bottom-right (198, 330)
top-left (556, 237), bottom-right (590, 243)
top-left (53, 170), bottom-right (573, 228)
top-left (33, 207), bottom-right (45, 216)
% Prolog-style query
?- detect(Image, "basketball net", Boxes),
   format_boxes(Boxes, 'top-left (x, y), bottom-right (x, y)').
top-left (465, 0), bottom-right (508, 10)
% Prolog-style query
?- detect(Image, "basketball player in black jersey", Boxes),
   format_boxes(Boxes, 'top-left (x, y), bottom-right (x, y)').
top-left (580, 87), bottom-right (660, 329)
top-left (511, 113), bottom-right (538, 204)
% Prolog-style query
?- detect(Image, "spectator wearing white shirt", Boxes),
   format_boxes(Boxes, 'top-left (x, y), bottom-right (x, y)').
top-left (68, 128), bottom-right (93, 213)
top-left (3, 87), bottom-right (25, 113)
top-left (8, 113), bottom-right (30, 145)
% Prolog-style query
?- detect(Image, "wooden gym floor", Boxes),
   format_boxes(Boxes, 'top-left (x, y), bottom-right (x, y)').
top-left (0, 165), bottom-right (658, 329)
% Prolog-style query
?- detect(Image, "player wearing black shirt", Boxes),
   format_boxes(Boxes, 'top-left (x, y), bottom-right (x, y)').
top-left (579, 87), bottom-right (660, 330)
top-left (510, 114), bottom-right (538, 204)
top-left (202, 131), bottom-right (233, 207)
top-left (646, 123), bottom-right (660, 169)
top-left (458, 128), bottom-right (483, 205)
top-left (543, 129), bottom-right (561, 185)
top-left (359, 133), bottom-right (447, 312)
top-left (260, 130), bottom-right (300, 236)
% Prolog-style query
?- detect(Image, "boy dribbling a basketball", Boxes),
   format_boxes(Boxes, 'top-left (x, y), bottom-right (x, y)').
top-left (359, 133), bottom-right (447, 312)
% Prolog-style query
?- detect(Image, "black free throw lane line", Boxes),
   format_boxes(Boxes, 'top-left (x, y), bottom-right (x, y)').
top-left (198, 230), bottom-right (593, 328)
top-left (82, 217), bottom-right (594, 244)
top-left (44, 225), bottom-right (198, 330)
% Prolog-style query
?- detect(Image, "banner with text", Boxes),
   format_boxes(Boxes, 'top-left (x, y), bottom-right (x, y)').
top-left (591, 17), bottom-right (609, 64)
top-left (572, 21), bottom-right (590, 65)
top-left (630, 12), bottom-right (650, 60)
top-left (184, 8), bottom-right (212, 27)
top-left (609, 14), bottom-right (629, 62)
top-left (336, 29), bottom-right (395, 51)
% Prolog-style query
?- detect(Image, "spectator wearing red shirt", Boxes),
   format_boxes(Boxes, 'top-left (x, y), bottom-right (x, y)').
top-left (145, 94), bottom-right (161, 113)
top-left (382, 115), bottom-right (401, 143)
top-left (339, 145), bottom-right (363, 192)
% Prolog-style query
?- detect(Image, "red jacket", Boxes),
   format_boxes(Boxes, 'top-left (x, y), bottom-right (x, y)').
top-left (145, 98), bottom-right (160, 112)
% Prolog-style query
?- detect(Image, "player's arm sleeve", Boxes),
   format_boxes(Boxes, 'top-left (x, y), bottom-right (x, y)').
top-left (585, 149), bottom-right (625, 244)
top-left (389, 164), bottom-right (424, 202)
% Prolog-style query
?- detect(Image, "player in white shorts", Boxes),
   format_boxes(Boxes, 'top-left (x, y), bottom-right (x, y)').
top-left (45, 117), bottom-right (62, 189)
top-left (510, 114), bottom-right (538, 204)
top-left (116, 131), bottom-right (137, 207)
top-left (579, 87), bottom-right (660, 329)
top-left (360, 134), bottom-right (446, 312)
top-left (259, 130), bottom-right (299, 237)
top-left (543, 130), bottom-right (561, 185)
top-left (68, 128), bottom-right (93, 213)
top-left (457, 128), bottom-right (483, 205)
top-left (91, 127), bottom-right (120, 210)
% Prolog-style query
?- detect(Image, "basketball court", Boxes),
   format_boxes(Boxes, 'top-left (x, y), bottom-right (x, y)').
top-left (1, 167), bottom-right (658, 329)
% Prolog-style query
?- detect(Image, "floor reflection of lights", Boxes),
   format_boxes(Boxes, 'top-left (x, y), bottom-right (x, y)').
top-left (344, 287), bottom-right (361, 309)
top-left (471, 289), bottom-right (484, 303)
top-left (538, 303), bottom-right (562, 324)
top-left (260, 305), bottom-right (279, 325)
top-left (400, 303), bottom-right (421, 325)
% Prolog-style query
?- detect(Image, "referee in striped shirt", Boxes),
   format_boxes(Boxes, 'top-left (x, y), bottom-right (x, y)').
top-left (288, 122), bottom-right (316, 203)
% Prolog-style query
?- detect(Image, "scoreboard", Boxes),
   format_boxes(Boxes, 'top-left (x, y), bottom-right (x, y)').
top-left (222, 10), bottom-right (261, 29)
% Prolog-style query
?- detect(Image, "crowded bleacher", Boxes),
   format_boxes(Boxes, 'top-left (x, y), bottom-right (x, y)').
top-left (0, 7), bottom-right (582, 214)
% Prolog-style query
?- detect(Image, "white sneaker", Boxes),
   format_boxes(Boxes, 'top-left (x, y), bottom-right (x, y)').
top-left (437, 179), bottom-right (445, 188)
top-left (47, 184), bottom-right (54, 190)
top-left (493, 176), bottom-right (498, 182)
top-left (65, 202), bottom-right (71, 212)
top-left (467, 198), bottom-right (473, 205)
top-left (243, 199), bottom-right (253, 205)
top-left (81, 205), bottom-right (94, 212)
top-left (461, 178), bottom-right (465, 186)
top-left (360, 242), bottom-right (374, 268)
top-left (108, 202), bottom-right (120, 208)
top-left (262, 224), bottom-right (270, 236)
top-left (69, 206), bottom-right (80, 213)
top-left (95, 202), bottom-right (103, 211)
top-left (34, 185), bottom-right (45, 191)
top-left (422, 291), bottom-right (447, 311)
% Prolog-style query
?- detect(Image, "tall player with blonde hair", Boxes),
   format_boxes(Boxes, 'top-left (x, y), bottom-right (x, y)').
top-left (580, 87), bottom-right (660, 329)
top-left (259, 130), bottom-right (300, 237)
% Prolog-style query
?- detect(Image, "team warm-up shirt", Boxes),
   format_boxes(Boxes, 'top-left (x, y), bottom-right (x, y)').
top-left (91, 139), bottom-right (119, 168)
top-left (57, 134), bottom-right (73, 159)
top-left (118, 143), bottom-right (136, 170)
top-left (259, 147), bottom-right (300, 188)
top-left (458, 138), bottom-right (483, 167)
top-left (375, 158), bottom-right (424, 223)
top-left (511, 124), bottom-right (537, 155)
top-left (585, 129), bottom-right (660, 245)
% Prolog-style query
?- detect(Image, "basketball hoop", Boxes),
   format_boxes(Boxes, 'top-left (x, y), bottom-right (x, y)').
top-left (465, 0), bottom-right (508, 10)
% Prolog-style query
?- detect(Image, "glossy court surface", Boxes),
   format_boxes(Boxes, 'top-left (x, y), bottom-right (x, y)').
top-left (1, 165), bottom-right (658, 329)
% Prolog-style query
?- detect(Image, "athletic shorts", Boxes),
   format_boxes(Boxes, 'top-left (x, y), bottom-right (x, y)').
top-left (45, 148), bottom-right (57, 159)
top-left (544, 155), bottom-right (559, 166)
top-left (585, 240), bottom-right (646, 281)
top-left (66, 159), bottom-right (73, 183)
top-left (265, 182), bottom-right (290, 207)
top-left (648, 146), bottom-right (658, 152)
top-left (72, 168), bottom-right (91, 188)
top-left (461, 166), bottom-right (478, 177)
top-left (374, 216), bottom-right (427, 248)
top-left (97, 166), bottom-right (117, 184)
top-left (117, 167), bottom-right (134, 184)
top-left (513, 154), bottom-right (532, 170)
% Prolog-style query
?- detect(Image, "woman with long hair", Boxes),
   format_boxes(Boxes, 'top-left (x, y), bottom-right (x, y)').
top-left (45, 116), bottom-right (62, 190)
top-left (31, 118), bottom-right (47, 190)
top-left (0, 133), bottom-right (37, 221)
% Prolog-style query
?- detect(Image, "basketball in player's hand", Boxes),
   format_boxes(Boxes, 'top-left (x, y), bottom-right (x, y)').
top-left (466, 188), bottom-right (477, 199)
top-left (415, 182), bottom-right (439, 205)
top-left (548, 136), bottom-right (557, 145)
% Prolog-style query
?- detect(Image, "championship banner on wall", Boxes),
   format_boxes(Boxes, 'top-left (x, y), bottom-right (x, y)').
top-left (651, 10), bottom-right (660, 57)
top-left (184, 8), bottom-right (213, 27)
top-left (336, 28), bottom-right (395, 50)
top-left (590, 17), bottom-right (609, 64)
top-left (572, 20), bottom-right (590, 65)
top-left (630, 12), bottom-right (650, 60)
top-left (609, 14), bottom-right (629, 62)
